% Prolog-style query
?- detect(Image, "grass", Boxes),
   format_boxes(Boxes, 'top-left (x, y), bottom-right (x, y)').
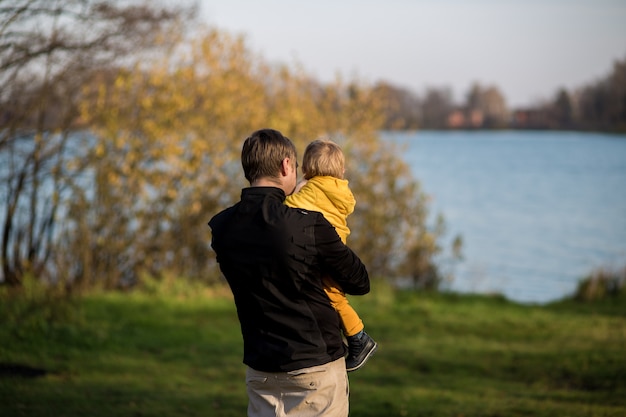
top-left (0, 281), bottom-right (625, 417)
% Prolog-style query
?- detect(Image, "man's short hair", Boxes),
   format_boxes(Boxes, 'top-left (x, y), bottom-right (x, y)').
top-left (242, 129), bottom-right (297, 184)
top-left (302, 139), bottom-right (345, 180)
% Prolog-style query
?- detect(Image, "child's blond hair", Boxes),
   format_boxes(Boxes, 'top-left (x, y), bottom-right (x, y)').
top-left (302, 139), bottom-right (345, 180)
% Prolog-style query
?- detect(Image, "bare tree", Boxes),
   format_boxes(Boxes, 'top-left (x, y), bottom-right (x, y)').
top-left (372, 81), bottom-right (422, 130)
top-left (0, 0), bottom-right (195, 286)
top-left (465, 83), bottom-right (509, 128)
top-left (421, 87), bottom-right (454, 129)
top-left (552, 88), bottom-right (574, 129)
top-left (577, 56), bottom-right (626, 132)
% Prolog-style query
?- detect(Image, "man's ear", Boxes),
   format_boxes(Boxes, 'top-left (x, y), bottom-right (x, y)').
top-left (280, 157), bottom-right (291, 177)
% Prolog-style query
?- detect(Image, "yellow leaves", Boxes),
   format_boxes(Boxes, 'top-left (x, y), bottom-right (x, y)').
top-left (95, 82), bottom-right (111, 112)
top-left (95, 143), bottom-right (105, 158)
top-left (140, 96), bottom-right (154, 110)
top-left (81, 25), bottom-right (389, 184)
top-left (114, 75), bottom-right (126, 89)
top-left (106, 170), bottom-right (120, 186)
top-left (166, 187), bottom-right (178, 201)
top-left (70, 24), bottom-right (445, 280)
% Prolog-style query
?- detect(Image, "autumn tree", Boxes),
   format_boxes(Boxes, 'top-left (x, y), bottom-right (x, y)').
top-left (68, 29), bottom-right (269, 287)
top-left (76, 27), bottom-right (456, 288)
top-left (2, 2), bottom-right (457, 290)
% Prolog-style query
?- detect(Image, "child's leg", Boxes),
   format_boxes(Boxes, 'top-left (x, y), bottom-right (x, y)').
top-left (324, 276), bottom-right (377, 372)
top-left (322, 276), bottom-right (364, 337)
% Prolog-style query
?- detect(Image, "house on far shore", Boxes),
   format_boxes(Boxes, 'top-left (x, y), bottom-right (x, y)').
top-left (510, 108), bottom-right (550, 129)
top-left (446, 108), bottom-right (484, 129)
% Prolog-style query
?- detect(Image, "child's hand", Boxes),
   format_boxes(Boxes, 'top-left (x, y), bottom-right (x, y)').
top-left (294, 179), bottom-right (308, 193)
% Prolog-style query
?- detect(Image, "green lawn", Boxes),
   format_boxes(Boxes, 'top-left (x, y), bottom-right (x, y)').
top-left (1, 282), bottom-right (625, 416)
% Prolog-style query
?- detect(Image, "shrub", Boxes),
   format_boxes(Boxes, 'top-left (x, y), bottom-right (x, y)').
top-left (573, 266), bottom-right (626, 301)
top-left (0, 275), bottom-right (79, 335)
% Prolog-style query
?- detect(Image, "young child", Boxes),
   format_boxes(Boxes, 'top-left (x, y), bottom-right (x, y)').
top-left (285, 138), bottom-right (378, 372)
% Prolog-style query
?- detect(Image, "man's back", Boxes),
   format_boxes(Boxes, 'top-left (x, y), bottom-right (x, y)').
top-left (210, 186), bottom-right (369, 372)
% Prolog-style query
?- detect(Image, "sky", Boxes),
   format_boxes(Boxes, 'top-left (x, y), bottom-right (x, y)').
top-left (199, 0), bottom-right (626, 108)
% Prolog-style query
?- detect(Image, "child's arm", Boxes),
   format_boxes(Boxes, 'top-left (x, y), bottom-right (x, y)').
top-left (285, 179), bottom-right (315, 210)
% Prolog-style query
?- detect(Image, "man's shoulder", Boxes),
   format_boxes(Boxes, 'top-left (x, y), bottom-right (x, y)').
top-left (284, 205), bottom-right (337, 235)
top-left (208, 203), bottom-right (239, 229)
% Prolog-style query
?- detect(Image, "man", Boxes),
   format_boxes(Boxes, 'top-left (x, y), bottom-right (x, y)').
top-left (208, 128), bottom-right (370, 417)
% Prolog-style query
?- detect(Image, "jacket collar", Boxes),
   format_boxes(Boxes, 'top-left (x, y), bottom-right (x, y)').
top-left (241, 186), bottom-right (286, 202)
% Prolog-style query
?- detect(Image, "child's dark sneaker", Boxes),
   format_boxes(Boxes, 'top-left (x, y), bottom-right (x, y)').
top-left (345, 331), bottom-right (378, 372)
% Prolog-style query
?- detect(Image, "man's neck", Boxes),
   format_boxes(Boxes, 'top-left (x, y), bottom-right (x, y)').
top-left (252, 178), bottom-right (294, 195)
top-left (251, 178), bottom-right (281, 188)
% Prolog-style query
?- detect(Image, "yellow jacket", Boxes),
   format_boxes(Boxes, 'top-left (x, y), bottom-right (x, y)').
top-left (285, 176), bottom-right (355, 244)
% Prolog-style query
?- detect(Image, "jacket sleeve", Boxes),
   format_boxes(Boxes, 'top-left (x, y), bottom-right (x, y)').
top-left (285, 185), bottom-right (316, 210)
top-left (313, 214), bottom-right (370, 295)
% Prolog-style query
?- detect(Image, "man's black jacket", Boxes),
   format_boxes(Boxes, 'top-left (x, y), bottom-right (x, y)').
top-left (209, 186), bottom-right (370, 372)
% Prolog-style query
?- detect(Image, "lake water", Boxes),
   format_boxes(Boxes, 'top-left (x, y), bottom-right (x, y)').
top-left (383, 130), bottom-right (626, 304)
